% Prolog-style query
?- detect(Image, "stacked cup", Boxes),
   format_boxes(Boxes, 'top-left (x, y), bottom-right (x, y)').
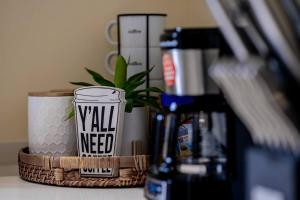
top-left (105, 13), bottom-right (167, 92)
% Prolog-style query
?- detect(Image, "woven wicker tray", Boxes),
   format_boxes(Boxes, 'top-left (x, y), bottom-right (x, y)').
top-left (18, 147), bottom-right (149, 187)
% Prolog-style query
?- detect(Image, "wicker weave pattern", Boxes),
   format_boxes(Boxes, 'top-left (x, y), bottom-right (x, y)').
top-left (18, 148), bottom-right (148, 187)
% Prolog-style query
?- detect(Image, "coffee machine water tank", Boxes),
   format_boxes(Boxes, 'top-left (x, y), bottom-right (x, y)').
top-left (160, 28), bottom-right (221, 96)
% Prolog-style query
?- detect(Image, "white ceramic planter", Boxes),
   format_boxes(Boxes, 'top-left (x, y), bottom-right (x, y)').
top-left (28, 91), bottom-right (77, 156)
top-left (121, 107), bottom-right (149, 156)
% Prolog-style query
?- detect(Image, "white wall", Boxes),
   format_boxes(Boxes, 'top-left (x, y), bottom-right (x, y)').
top-left (0, 0), bottom-right (216, 142)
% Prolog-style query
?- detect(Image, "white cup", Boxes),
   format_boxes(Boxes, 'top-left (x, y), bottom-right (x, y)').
top-left (73, 86), bottom-right (126, 177)
top-left (105, 14), bottom-right (167, 48)
top-left (105, 47), bottom-right (163, 80)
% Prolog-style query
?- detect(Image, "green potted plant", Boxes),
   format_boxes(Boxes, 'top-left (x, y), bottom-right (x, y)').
top-left (70, 55), bottom-right (163, 155)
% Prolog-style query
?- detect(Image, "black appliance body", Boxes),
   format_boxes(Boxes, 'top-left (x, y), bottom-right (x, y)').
top-left (144, 28), bottom-right (238, 200)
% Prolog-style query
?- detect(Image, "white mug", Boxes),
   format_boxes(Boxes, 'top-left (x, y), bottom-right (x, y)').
top-left (105, 14), bottom-right (167, 48)
top-left (105, 47), bottom-right (163, 80)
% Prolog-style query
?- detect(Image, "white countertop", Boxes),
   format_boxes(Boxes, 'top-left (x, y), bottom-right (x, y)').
top-left (0, 176), bottom-right (146, 200)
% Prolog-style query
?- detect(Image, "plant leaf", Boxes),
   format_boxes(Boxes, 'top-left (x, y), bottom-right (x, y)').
top-left (70, 82), bottom-right (94, 86)
top-left (126, 56), bottom-right (131, 65)
top-left (125, 98), bottom-right (133, 113)
top-left (145, 87), bottom-right (163, 93)
top-left (124, 80), bottom-right (145, 94)
top-left (133, 102), bottom-right (144, 107)
top-left (138, 94), bottom-right (160, 100)
top-left (134, 87), bottom-right (162, 94)
top-left (148, 99), bottom-right (161, 109)
top-left (126, 66), bottom-right (155, 84)
top-left (126, 87), bottom-right (163, 99)
top-left (129, 87), bottom-right (163, 95)
top-left (65, 108), bottom-right (75, 120)
top-left (85, 68), bottom-right (115, 87)
top-left (114, 55), bottom-right (127, 89)
top-left (133, 98), bottom-right (161, 110)
top-left (144, 99), bottom-right (161, 110)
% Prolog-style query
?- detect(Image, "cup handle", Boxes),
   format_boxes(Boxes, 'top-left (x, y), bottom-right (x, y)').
top-left (105, 20), bottom-right (118, 46)
top-left (105, 50), bottom-right (118, 75)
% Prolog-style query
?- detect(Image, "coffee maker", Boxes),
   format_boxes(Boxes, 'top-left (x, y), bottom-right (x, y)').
top-left (144, 28), bottom-right (233, 200)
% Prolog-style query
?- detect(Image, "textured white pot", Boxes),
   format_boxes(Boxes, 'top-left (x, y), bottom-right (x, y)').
top-left (121, 107), bottom-right (148, 156)
top-left (28, 92), bottom-right (77, 156)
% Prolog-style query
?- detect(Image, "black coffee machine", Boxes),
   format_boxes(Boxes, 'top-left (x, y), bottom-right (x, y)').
top-left (144, 28), bottom-right (235, 200)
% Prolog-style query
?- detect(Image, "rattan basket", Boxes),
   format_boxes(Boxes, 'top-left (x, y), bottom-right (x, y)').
top-left (18, 147), bottom-right (149, 187)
